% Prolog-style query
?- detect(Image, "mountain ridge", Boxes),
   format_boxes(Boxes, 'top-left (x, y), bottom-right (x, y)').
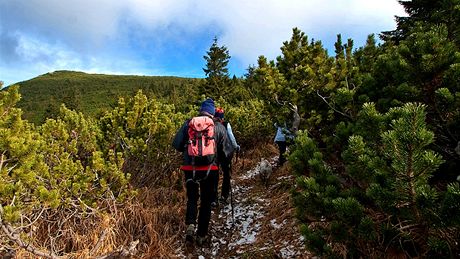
top-left (7, 70), bottom-right (202, 124)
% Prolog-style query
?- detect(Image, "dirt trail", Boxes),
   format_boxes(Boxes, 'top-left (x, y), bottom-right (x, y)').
top-left (177, 147), bottom-right (313, 258)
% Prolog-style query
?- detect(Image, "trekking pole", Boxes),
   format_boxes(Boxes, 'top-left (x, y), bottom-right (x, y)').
top-left (235, 147), bottom-right (239, 164)
top-left (230, 161), bottom-right (235, 228)
top-left (240, 149), bottom-right (245, 174)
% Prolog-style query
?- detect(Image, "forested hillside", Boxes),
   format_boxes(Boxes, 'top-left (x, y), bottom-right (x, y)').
top-left (12, 70), bottom-right (202, 124)
top-left (1, 0), bottom-right (459, 258)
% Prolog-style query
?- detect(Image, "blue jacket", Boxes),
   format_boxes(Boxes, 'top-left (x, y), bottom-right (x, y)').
top-left (225, 121), bottom-right (239, 150)
top-left (274, 126), bottom-right (293, 142)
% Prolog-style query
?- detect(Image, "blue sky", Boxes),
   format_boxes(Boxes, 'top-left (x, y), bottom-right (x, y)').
top-left (0, 0), bottom-right (406, 87)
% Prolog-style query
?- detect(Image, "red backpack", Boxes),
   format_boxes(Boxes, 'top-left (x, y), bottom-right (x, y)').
top-left (187, 116), bottom-right (216, 165)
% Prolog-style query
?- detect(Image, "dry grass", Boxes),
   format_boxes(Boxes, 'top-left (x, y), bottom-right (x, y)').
top-left (9, 183), bottom-right (186, 258)
top-left (6, 141), bottom-right (300, 258)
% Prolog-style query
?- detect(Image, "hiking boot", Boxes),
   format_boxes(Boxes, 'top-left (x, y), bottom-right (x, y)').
top-left (196, 235), bottom-right (209, 246)
top-left (185, 224), bottom-right (195, 243)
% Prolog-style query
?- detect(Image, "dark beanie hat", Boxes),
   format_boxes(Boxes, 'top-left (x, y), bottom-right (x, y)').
top-left (215, 107), bottom-right (224, 119)
top-left (200, 98), bottom-right (215, 115)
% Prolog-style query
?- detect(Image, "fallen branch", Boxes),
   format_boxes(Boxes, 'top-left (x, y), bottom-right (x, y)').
top-left (0, 220), bottom-right (61, 259)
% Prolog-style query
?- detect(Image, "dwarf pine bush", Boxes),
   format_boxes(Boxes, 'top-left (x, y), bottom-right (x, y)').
top-left (0, 86), bottom-right (132, 256)
top-left (291, 103), bottom-right (459, 257)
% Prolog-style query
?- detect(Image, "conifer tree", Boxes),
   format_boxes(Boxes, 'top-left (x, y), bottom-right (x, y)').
top-left (291, 103), bottom-right (459, 257)
top-left (276, 27), bottom-right (310, 81)
top-left (356, 34), bottom-right (379, 74)
top-left (374, 21), bottom-right (459, 170)
top-left (268, 3), bottom-right (459, 258)
top-left (351, 34), bottom-right (381, 108)
top-left (201, 37), bottom-right (231, 98)
top-left (381, 0), bottom-right (460, 45)
top-left (330, 35), bottom-right (360, 119)
top-left (274, 28), bottom-right (337, 132)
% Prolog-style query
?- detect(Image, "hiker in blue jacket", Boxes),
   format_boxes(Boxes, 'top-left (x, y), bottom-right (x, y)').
top-left (274, 123), bottom-right (294, 166)
top-left (274, 105), bottom-right (300, 166)
top-left (172, 98), bottom-right (233, 246)
top-left (212, 107), bottom-right (239, 206)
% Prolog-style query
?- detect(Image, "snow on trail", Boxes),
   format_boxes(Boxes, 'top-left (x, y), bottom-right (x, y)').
top-left (178, 157), bottom-right (312, 258)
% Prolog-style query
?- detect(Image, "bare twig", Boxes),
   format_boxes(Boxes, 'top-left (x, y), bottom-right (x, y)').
top-left (0, 205), bottom-right (61, 259)
top-left (90, 228), bottom-right (110, 255)
top-left (0, 223), bottom-right (61, 259)
top-left (76, 197), bottom-right (98, 214)
top-left (289, 104), bottom-right (300, 132)
top-left (7, 163), bottom-right (18, 174)
top-left (274, 94), bottom-right (287, 106)
top-left (19, 207), bottom-right (46, 230)
top-left (0, 151), bottom-right (6, 173)
top-left (316, 90), bottom-right (352, 119)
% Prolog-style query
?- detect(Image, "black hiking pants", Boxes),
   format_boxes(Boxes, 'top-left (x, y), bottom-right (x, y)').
top-left (219, 153), bottom-right (233, 200)
top-left (212, 153), bottom-right (233, 203)
top-left (184, 170), bottom-right (218, 237)
top-left (276, 140), bottom-right (287, 166)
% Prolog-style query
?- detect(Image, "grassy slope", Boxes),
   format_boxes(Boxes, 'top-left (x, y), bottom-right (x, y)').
top-left (11, 70), bottom-right (202, 124)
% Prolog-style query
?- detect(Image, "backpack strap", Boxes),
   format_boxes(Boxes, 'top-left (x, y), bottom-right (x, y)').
top-left (184, 163), bottom-right (217, 184)
top-left (182, 119), bottom-right (191, 150)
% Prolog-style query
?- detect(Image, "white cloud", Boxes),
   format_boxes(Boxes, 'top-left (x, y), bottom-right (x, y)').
top-left (125, 0), bottom-right (197, 29)
top-left (0, 0), bottom-right (406, 85)
top-left (124, 0), bottom-right (405, 64)
top-left (1, 34), bottom-right (150, 86)
top-left (202, 0), bottom-right (406, 64)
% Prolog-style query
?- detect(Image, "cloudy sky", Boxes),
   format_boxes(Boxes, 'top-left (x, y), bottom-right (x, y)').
top-left (0, 0), bottom-right (406, 87)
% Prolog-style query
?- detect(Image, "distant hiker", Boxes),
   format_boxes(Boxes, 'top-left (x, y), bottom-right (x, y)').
top-left (274, 106), bottom-right (299, 166)
top-left (212, 107), bottom-right (239, 206)
top-left (274, 123), bottom-right (296, 166)
top-left (274, 123), bottom-right (291, 166)
top-left (172, 98), bottom-right (232, 246)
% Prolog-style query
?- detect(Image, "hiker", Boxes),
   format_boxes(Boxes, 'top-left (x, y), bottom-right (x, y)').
top-left (274, 123), bottom-right (291, 166)
top-left (172, 98), bottom-right (233, 246)
top-left (274, 106), bottom-right (300, 166)
top-left (212, 107), bottom-right (240, 206)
